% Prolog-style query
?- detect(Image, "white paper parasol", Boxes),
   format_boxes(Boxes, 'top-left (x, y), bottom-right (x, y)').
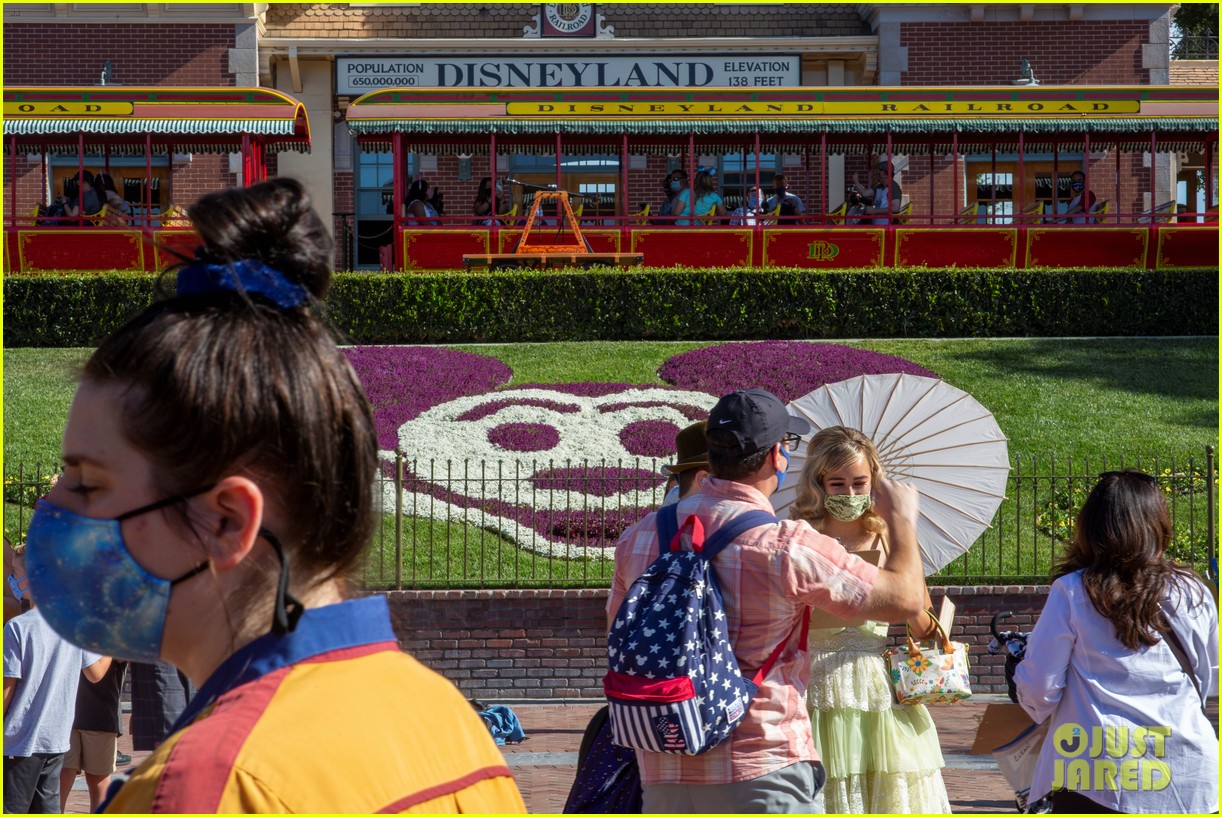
top-left (771, 373), bottom-right (1009, 575)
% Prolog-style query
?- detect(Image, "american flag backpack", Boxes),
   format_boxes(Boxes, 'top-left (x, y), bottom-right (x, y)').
top-left (603, 504), bottom-right (809, 756)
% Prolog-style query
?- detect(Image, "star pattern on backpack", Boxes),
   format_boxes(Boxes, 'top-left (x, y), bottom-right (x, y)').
top-left (603, 507), bottom-right (792, 756)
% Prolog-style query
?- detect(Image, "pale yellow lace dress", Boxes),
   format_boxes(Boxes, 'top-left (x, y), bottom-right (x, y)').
top-left (806, 621), bottom-right (952, 814)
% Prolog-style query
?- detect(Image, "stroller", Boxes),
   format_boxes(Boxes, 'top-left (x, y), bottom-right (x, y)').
top-left (988, 611), bottom-right (1030, 704)
top-left (988, 612), bottom-right (1053, 813)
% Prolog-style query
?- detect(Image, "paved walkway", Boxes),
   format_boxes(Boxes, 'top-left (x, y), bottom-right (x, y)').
top-left (501, 695), bottom-right (1021, 814)
top-left (64, 694), bottom-right (1216, 814)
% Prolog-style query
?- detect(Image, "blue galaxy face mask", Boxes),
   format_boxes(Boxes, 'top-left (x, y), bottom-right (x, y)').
top-left (25, 492), bottom-right (210, 663)
top-left (776, 446), bottom-right (791, 490)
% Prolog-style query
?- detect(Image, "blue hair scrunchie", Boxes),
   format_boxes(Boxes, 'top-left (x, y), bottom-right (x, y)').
top-left (176, 258), bottom-right (309, 309)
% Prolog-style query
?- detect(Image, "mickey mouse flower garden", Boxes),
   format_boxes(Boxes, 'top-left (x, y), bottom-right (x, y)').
top-left (344, 341), bottom-right (937, 562)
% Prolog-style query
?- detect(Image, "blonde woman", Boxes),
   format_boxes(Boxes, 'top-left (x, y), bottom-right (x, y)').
top-left (791, 426), bottom-right (950, 814)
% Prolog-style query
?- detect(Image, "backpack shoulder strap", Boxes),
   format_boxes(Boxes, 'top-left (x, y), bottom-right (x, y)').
top-left (701, 510), bottom-right (780, 561)
top-left (655, 504), bottom-right (681, 557)
top-left (699, 510), bottom-right (810, 687)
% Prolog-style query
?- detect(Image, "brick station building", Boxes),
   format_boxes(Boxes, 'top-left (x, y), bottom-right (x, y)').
top-left (4, 2), bottom-right (1212, 269)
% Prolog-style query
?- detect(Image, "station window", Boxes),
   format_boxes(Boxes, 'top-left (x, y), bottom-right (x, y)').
top-left (967, 154), bottom-right (1084, 221)
top-left (353, 147), bottom-right (416, 269)
top-left (974, 172), bottom-right (1014, 223)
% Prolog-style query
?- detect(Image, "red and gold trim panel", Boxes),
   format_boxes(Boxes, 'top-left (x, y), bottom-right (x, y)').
top-left (1026, 228), bottom-right (1149, 269)
top-left (630, 228), bottom-right (752, 268)
top-left (1155, 226), bottom-right (1219, 270)
top-left (497, 229), bottom-right (620, 254)
top-left (403, 229), bottom-right (489, 271)
top-left (17, 230), bottom-right (144, 274)
top-left (896, 228), bottom-right (1017, 269)
top-left (763, 228), bottom-right (885, 268)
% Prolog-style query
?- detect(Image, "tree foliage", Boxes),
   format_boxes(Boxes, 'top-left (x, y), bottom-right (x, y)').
top-left (1172, 4), bottom-right (1218, 59)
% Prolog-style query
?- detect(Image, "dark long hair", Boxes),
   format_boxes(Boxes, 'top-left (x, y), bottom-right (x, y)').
top-left (1053, 470), bottom-right (1206, 649)
top-left (474, 176), bottom-right (492, 206)
top-left (83, 178), bottom-right (377, 591)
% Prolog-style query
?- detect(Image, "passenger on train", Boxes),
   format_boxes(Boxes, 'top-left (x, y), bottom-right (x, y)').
top-left (851, 163), bottom-right (902, 225)
top-left (673, 168), bottom-right (726, 226)
top-left (765, 173), bottom-right (806, 222)
top-left (657, 169), bottom-right (688, 220)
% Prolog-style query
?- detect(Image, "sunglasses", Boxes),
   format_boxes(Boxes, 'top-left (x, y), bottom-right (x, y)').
top-left (782, 433), bottom-right (803, 452)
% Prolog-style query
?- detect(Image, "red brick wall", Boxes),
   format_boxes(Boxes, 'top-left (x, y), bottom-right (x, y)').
top-left (2, 23), bottom-right (236, 86)
top-left (902, 20), bottom-right (1151, 86)
top-left (383, 585), bottom-right (1049, 700)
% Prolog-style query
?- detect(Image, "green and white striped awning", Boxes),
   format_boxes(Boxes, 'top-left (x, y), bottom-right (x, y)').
top-left (4, 119), bottom-right (309, 155)
top-left (4, 87), bottom-right (313, 154)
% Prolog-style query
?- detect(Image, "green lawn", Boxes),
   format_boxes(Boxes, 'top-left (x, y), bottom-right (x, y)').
top-left (6, 339), bottom-right (1216, 586)
top-left (7, 339), bottom-right (1216, 465)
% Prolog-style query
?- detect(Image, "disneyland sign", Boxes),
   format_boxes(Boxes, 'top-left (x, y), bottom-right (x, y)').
top-left (336, 55), bottom-right (800, 94)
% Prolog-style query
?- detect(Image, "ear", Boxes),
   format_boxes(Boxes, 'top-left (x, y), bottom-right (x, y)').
top-left (772, 442), bottom-right (788, 469)
top-left (692, 470), bottom-right (709, 492)
top-left (197, 476), bottom-right (264, 571)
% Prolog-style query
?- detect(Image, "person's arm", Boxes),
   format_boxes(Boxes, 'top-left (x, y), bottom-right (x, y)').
top-left (3, 621), bottom-right (21, 716)
top-left (83, 655), bottom-right (111, 684)
top-left (673, 190), bottom-right (689, 217)
top-left (890, 182), bottom-right (903, 214)
top-left (851, 173), bottom-right (870, 197)
top-left (906, 587), bottom-right (939, 639)
top-left (854, 477), bottom-right (926, 622)
top-left (1013, 579), bottom-right (1076, 723)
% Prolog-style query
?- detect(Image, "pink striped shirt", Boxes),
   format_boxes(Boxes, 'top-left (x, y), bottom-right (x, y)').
top-left (608, 477), bottom-right (878, 785)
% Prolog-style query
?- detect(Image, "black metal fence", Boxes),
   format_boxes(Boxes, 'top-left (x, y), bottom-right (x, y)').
top-left (1171, 33), bottom-right (1219, 60)
top-left (5, 449), bottom-right (1215, 589)
top-left (333, 211), bottom-right (354, 271)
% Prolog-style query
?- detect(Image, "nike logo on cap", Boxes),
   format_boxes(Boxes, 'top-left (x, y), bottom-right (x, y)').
top-left (718, 419), bottom-right (733, 424)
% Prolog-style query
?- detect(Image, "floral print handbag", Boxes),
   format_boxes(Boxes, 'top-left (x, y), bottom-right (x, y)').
top-left (883, 612), bottom-right (973, 705)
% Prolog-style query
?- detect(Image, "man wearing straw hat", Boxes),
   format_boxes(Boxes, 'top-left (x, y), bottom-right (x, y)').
top-left (660, 421), bottom-right (710, 507)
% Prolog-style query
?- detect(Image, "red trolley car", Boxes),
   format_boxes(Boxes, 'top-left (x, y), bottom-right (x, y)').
top-left (3, 87), bottom-right (311, 274)
top-left (344, 84), bottom-right (1217, 271)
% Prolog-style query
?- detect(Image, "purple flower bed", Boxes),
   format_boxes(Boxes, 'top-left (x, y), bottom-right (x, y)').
top-left (659, 341), bottom-right (938, 404)
top-left (530, 466), bottom-right (664, 497)
top-left (619, 419), bottom-right (682, 458)
top-left (487, 422), bottom-right (562, 453)
top-left (344, 346), bottom-right (512, 450)
top-left (457, 397), bottom-right (580, 422)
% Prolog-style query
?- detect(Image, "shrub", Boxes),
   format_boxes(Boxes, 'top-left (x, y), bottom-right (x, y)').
top-left (3, 267), bottom-right (1215, 347)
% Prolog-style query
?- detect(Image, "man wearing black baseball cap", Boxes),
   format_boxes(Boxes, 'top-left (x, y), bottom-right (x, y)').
top-left (610, 388), bottom-right (926, 813)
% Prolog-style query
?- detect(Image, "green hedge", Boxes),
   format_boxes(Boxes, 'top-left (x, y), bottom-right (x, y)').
top-left (4, 267), bottom-right (1216, 346)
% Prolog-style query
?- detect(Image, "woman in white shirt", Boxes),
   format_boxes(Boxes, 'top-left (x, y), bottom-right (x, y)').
top-left (1014, 470), bottom-right (1218, 814)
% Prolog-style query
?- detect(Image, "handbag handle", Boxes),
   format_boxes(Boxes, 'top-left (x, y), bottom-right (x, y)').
top-left (905, 608), bottom-right (953, 657)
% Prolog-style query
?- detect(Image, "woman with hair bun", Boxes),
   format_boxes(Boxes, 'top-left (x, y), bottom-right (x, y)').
top-left (791, 426), bottom-right (950, 814)
top-left (23, 178), bottom-right (525, 814)
top-left (1015, 470), bottom-right (1218, 814)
